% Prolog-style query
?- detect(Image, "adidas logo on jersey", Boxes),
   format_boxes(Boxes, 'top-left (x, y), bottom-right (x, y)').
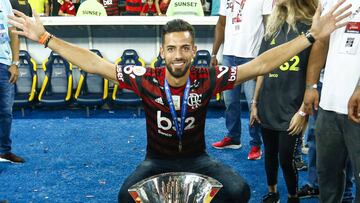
top-left (155, 97), bottom-right (164, 105)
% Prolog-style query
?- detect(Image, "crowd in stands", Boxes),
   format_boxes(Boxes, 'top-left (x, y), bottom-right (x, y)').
top-left (11, 0), bottom-right (218, 17)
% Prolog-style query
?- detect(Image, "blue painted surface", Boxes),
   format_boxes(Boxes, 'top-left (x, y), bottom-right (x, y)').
top-left (0, 109), bottom-right (333, 202)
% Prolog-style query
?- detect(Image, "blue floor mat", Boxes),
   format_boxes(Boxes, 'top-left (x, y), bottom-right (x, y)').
top-left (0, 110), bottom-right (327, 202)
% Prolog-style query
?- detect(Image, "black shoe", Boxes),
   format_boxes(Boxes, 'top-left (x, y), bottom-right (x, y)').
top-left (262, 192), bottom-right (280, 203)
top-left (295, 158), bottom-right (307, 171)
top-left (297, 184), bottom-right (319, 199)
top-left (0, 152), bottom-right (25, 163)
top-left (288, 196), bottom-right (299, 203)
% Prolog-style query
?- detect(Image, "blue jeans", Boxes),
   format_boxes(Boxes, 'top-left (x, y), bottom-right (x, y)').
top-left (222, 55), bottom-right (262, 147)
top-left (118, 154), bottom-right (250, 203)
top-left (0, 63), bottom-right (14, 154)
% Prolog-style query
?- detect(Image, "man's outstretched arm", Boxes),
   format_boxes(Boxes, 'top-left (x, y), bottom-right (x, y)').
top-left (234, 0), bottom-right (351, 86)
top-left (8, 10), bottom-right (117, 83)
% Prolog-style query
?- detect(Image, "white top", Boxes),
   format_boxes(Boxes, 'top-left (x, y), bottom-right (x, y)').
top-left (219, 0), bottom-right (273, 57)
top-left (320, 0), bottom-right (360, 114)
top-left (0, 0), bottom-right (14, 66)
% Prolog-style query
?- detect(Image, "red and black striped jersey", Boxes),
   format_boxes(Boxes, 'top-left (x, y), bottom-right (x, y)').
top-left (116, 65), bottom-right (238, 159)
top-left (101, 0), bottom-right (120, 16)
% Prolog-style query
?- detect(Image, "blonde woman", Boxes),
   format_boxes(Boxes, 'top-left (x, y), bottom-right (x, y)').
top-left (250, 0), bottom-right (318, 202)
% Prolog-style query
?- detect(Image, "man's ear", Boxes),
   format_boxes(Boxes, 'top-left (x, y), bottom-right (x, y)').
top-left (193, 45), bottom-right (197, 57)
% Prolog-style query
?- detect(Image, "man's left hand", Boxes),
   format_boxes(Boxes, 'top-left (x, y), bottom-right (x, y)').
top-left (348, 87), bottom-right (360, 123)
top-left (8, 65), bottom-right (19, 84)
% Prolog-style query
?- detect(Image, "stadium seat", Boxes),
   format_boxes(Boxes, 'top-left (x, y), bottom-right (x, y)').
top-left (74, 49), bottom-right (108, 116)
top-left (193, 49), bottom-right (211, 67)
top-left (112, 49), bottom-right (145, 114)
top-left (193, 50), bottom-right (222, 107)
top-left (38, 51), bottom-right (73, 107)
top-left (14, 50), bottom-right (37, 116)
top-left (150, 53), bottom-right (165, 69)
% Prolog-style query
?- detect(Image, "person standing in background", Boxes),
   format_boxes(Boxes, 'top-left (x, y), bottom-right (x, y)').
top-left (303, 0), bottom-right (360, 202)
top-left (250, 0), bottom-right (324, 201)
top-left (0, 0), bottom-right (25, 163)
top-left (211, 0), bottom-right (272, 161)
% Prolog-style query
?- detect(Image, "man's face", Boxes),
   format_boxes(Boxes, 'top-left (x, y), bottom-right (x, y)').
top-left (160, 31), bottom-right (197, 79)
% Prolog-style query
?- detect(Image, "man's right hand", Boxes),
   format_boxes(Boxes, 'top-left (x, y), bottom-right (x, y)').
top-left (8, 9), bottom-right (47, 42)
top-left (303, 89), bottom-right (319, 115)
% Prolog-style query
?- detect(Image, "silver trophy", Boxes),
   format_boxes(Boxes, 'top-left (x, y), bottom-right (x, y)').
top-left (128, 172), bottom-right (223, 203)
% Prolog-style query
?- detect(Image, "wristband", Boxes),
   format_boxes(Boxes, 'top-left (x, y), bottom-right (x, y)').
top-left (298, 110), bottom-right (307, 117)
top-left (38, 32), bottom-right (50, 45)
top-left (306, 83), bottom-right (317, 90)
top-left (44, 34), bottom-right (54, 48)
top-left (211, 54), bottom-right (216, 58)
top-left (250, 99), bottom-right (257, 104)
top-left (305, 30), bottom-right (315, 44)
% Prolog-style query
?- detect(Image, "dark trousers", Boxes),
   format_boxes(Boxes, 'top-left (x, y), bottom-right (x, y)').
top-left (316, 108), bottom-right (360, 203)
top-left (118, 154), bottom-right (250, 203)
top-left (261, 128), bottom-right (300, 196)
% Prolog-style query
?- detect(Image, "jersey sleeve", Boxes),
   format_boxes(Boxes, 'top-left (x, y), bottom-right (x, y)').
top-left (212, 65), bottom-right (238, 94)
top-left (115, 65), bottom-right (147, 96)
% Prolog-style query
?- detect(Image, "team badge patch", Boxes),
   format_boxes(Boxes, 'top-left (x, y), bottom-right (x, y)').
top-left (132, 66), bottom-right (146, 76)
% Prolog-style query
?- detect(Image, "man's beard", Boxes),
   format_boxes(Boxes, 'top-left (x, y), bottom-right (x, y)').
top-left (165, 63), bottom-right (190, 78)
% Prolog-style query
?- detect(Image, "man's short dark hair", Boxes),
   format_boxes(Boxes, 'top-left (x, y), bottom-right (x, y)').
top-left (162, 19), bottom-right (195, 44)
